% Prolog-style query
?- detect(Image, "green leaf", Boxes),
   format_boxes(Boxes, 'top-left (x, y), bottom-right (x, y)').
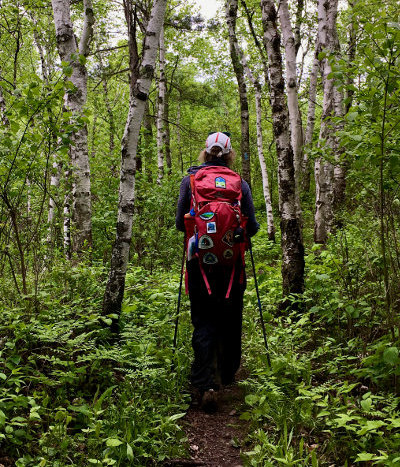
top-left (355, 452), bottom-right (377, 462)
top-left (311, 450), bottom-right (317, 467)
top-left (0, 373), bottom-right (6, 380)
top-left (386, 417), bottom-right (400, 428)
top-left (126, 443), bottom-right (133, 460)
top-left (106, 438), bottom-right (123, 447)
top-left (357, 420), bottom-right (386, 435)
top-left (383, 347), bottom-right (399, 365)
top-left (168, 412), bottom-right (186, 422)
top-left (365, 420), bottom-right (386, 430)
top-left (245, 394), bottom-right (259, 406)
top-left (239, 411), bottom-right (252, 421)
top-left (360, 398), bottom-right (372, 412)
top-left (0, 410), bottom-right (6, 427)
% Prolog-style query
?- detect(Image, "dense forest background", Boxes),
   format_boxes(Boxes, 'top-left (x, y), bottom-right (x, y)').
top-left (1, 0), bottom-right (400, 465)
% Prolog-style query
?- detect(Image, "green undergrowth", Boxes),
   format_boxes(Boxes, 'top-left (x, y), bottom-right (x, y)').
top-left (1, 219), bottom-right (400, 466)
top-left (240, 221), bottom-right (400, 466)
top-left (0, 263), bottom-right (192, 466)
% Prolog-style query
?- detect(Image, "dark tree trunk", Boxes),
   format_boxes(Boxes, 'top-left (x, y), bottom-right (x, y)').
top-left (103, 0), bottom-right (168, 323)
top-left (226, 0), bottom-right (251, 187)
top-left (261, 0), bottom-right (305, 298)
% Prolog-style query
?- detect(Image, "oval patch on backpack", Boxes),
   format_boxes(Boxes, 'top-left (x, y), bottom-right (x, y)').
top-left (200, 211), bottom-right (215, 220)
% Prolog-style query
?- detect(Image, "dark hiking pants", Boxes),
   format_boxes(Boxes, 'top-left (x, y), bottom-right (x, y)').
top-left (187, 258), bottom-right (246, 392)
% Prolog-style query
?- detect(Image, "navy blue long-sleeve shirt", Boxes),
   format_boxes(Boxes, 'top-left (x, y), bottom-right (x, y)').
top-left (175, 160), bottom-right (260, 237)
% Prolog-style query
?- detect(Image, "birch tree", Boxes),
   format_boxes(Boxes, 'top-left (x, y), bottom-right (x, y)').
top-left (32, 18), bottom-right (62, 247)
top-left (261, 0), bottom-right (304, 298)
top-left (157, 25), bottom-right (166, 183)
top-left (293, 0), bottom-right (304, 55)
top-left (226, 0), bottom-right (251, 186)
top-left (303, 50), bottom-right (319, 192)
top-left (236, 43), bottom-right (275, 240)
top-left (241, 0), bottom-right (270, 87)
top-left (345, 0), bottom-right (357, 114)
top-left (51, 0), bottom-right (94, 255)
top-left (143, 100), bottom-right (154, 181)
top-left (278, 0), bottom-right (303, 214)
top-left (314, 0), bottom-right (338, 243)
top-left (103, 0), bottom-right (168, 322)
top-left (332, 21), bottom-right (346, 209)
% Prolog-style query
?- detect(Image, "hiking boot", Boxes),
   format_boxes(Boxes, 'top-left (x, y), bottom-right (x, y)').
top-left (189, 387), bottom-right (202, 407)
top-left (201, 388), bottom-right (218, 413)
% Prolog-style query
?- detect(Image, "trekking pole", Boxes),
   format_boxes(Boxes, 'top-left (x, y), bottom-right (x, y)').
top-left (249, 239), bottom-right (272, 368)
top-left (172, 239), bottom-right (186, 357)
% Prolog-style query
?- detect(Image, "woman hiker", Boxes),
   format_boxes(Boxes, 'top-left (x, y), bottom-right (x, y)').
top-left (175, 132), bottom-right (259, 412)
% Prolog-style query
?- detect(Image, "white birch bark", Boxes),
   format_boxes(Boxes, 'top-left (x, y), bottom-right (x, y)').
top-left (156, 25), bottom-right (166, 183)
top-left (226, 0), bottom-right (251, 186)
top-left (304, 54), bottom-right (319, 148)
top-left (333, 31), bottom-right (346, 209)
top-left (261, 0), bottom-right (304, 298)
top-left (302, 52), bottom-right (319, 191)
top-left (314, 0), bottom-right (337, 243)
top-left (103, 0), bottom-right (168, 319)
top-left (333, 93), bottom-right (345, 209)
top-left (294, 0), bottom-right (304, 55)
top-left (51, 0), bottom-right (94, 255)
top-left (255, 89), bottom-right (276, 241)
top-left (47, 158), bottom-right (62, 233)
top-left (164, 94), bottom-right (171, 172)
top-left (345, 0), bottom-right (357, 114)
top-left (143, 100), bottom-right (153, 182)
top-left (278, 0), bottom-right (303, 215)
top-left (63, 169), bottom-right (72, 259)
top-left (33, 21), bottom-right (62, 245)
top-left (236, 45), bottom-right (275, 241)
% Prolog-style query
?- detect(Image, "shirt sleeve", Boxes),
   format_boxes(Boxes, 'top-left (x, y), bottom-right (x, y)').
top-left (175, 176), bottom-right (191, 232)
top-left (241, 180), bottom-right (260, 237)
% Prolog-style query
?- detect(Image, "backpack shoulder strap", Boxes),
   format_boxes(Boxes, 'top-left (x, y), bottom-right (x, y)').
top-left (189, 173), bottom-right (196, 210)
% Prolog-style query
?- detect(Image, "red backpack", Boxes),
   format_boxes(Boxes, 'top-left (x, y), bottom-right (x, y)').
top-left (184, 165), bottom-right (248, 298)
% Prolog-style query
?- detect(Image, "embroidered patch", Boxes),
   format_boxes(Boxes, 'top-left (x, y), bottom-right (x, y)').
top-left (203, 252), bottom-right (218, 265)
top-left (199, 235), bottom-right (214, 249)
top-left (222, 230), bottom-right (234, 247)
top-left (200, 211), bottom-right (215, 221)
top-left (187, 235), bottom-right (196, 261)
top-left (223, 249), bottom-right (234, 260)
top-left (215, 177), bottom-right (226, 189)
top-left (207, 222), bottom-right (217, 234)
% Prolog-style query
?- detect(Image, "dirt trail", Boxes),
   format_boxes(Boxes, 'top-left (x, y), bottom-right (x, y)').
top-left (166, 371), bottom-right (249, 467)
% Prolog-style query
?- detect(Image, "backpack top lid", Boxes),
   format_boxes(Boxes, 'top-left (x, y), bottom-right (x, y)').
top-left (192, 165), bottom-right (242, 204)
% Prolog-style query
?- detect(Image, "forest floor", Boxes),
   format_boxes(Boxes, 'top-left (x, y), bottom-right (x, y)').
top-left (166, 369), bottom-right (249, 467)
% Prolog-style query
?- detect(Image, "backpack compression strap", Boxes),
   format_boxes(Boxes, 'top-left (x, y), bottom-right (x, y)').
top-left (198, 258), bottom-right (212, 295)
